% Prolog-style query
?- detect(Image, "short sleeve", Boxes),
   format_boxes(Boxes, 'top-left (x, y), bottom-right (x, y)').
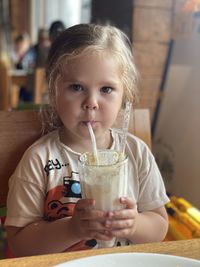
top-left (137, 146), bottom-right (169, 212)
top-left (5, 176), bottom-right (45, 227)
top-left (5, 148), bottom-right (46, 227)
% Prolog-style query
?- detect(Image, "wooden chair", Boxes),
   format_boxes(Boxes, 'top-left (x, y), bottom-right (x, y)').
top-left (34, 68), bottom-right (49, 104)
top-left (0, 108), bottom-right (151, 209)
top-left (0, 61), bottom-right (11, 111)
top-left (0, 111), bottom-right (41, 258)
top-left (0, 61), bottom-right (28, 110)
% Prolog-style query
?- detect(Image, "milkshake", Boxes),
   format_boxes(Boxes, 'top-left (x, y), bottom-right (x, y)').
top-left (78, 150), bottom-right (128, 247)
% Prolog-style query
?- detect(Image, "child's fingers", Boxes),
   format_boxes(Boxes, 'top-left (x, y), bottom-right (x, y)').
top-left (79, 221), bottom-right (114, 240)
top-left (75, 198), bottom-right (95, 211)
top-left (104, 218), bottom-right (134, 230)
top-left (82, 219), bottom-right (108, 231)
top-left (94, 231), bottom-right (113, 241)
top-left (75, 199), bottom-right (107, 221)
top-left (80, 209), bottom-right (106, 221)
top-left (120, 197), bottom-right (136, 209)
top-left (109, 228), bottom-right (131, 238)
top-left (106, 197), bottom-right (137, 220)
top-left (107, 209), bottom-right (135, 220)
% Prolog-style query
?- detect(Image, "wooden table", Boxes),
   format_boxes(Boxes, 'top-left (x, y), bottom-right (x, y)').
top-left (0, 239), bottom-right (200, 266)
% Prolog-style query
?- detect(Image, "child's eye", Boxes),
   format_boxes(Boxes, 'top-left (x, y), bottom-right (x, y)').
top-left (69, 84), bottom-right (83, 92)
top-left (100, 86), bottom-right (113, 94)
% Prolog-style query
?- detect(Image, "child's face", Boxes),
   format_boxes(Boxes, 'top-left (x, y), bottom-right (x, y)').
top-left (56, 53), bottom-right (124, 145)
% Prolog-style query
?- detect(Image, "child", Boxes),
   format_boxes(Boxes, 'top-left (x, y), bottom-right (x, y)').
top-left (5, 24), bottom-right (169, 256)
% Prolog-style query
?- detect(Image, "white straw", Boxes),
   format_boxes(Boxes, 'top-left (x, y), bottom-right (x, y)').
top-left (121, 102), bottom-right (132, 154)
top-left (87, 122), bottom-right (98, 164)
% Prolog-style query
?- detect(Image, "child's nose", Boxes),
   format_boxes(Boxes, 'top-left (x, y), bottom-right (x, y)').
top-left (82, 95), bottom-right (99, 110)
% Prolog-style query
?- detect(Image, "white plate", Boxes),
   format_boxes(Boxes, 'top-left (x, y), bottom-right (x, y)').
top-left (54, 252), bottom-right (200, 267)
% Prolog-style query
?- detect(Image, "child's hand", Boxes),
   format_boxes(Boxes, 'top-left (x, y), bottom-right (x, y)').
top-left (104, 197), bottom-right (138, 239)
top-left (70, 199), bottom-right (113, 241)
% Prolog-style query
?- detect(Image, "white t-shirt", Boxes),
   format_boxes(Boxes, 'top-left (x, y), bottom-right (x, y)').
top-left (5, 129), bottom-right (169, 251)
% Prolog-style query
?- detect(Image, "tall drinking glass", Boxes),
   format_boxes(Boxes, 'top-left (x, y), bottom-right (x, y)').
top-left (78, 150), bottom-right (128, 248)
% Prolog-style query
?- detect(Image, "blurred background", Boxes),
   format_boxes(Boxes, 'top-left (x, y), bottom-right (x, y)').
top-left (0, 0), bottom-right (199, 213)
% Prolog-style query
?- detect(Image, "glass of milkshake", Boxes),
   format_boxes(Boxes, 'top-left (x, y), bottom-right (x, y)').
top-left (78, 150), bottom-right (128, 248)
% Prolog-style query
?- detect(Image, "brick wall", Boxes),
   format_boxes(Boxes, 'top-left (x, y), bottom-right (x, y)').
top-left (10, 0), bottom-right (30, 38)
top-left (133, 0), bottom-right (174, 121)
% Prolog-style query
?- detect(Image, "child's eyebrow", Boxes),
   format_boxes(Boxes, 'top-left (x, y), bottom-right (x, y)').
top-left (62, 79), bottom-right (81, 84)
top-left (61, 78), bottom-right (120, 87)
top-left (101, 80), bottom-right (120, 87)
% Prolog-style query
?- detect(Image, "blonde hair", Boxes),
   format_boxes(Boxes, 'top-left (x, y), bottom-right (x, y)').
top-left (43, 23), bottom-right (139, 132)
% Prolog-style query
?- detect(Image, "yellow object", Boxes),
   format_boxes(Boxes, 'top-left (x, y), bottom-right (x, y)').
top-left (166, 201), bottom-right (200, 238)
top-left (170, 196), bottom-right (200, 224)
top-left (165, 196), bottom-right (200, 240)
top-left (168, 215), bottom-right (193, 240)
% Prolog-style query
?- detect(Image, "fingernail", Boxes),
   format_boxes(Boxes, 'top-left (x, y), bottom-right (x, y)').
top-left (105, 220), bottom-right (111, 228)
top-left (108, 212), bottom-right (114, 218)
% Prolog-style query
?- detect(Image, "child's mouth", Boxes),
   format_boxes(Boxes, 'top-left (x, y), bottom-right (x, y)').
top-left (82, 121), bottom-right (96, 126)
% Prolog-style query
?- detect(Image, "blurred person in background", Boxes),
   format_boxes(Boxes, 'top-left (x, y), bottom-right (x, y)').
top-left (18, 29), bottom-right (50, 102)
top-left (11, 33), bottom-right (34, 103)
top-left (11, 33), bottom-right (30, 70)
top-left (49, 20), bottom-right (66, 43)
top-left (25, 28), bottom-right (50, 70)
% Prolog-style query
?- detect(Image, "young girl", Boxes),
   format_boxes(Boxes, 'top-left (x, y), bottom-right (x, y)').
top-left (5, 24), bottom-right (169, 256)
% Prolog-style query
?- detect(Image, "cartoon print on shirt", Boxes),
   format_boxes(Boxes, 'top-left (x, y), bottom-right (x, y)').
top-left (63, 171), bottom-right (81, 198)
top-left (44, 171), bottom-right (81, 221)
top-left (44, 168), bottom-right (97, 250)
top-left (44, 185), bottom-right (75, 221)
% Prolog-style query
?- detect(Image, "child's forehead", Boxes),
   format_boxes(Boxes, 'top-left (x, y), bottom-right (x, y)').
top-left (65, 49), bottom-right (114, 61)
top-left (61, 52), bottom-right (119, 72)
top-left (60, 50), bottom-right (121, 70)
top-left (57, 52), bottom-right (123, 84)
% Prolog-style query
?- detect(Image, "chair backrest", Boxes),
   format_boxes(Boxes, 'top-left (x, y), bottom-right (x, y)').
top-left (0, 61), bottom-right (10, 111)
top-left (34, 68), bottom-right (48, 104)
top-left (0, 109), bottom-right (151, 208)
top-left (0, 62), bottom-right (28, 110)
top-left (0, 111), bottom-right (41, 207)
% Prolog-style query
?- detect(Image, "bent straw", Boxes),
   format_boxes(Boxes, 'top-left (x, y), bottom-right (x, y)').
top-left (87, 122), bottom-right (99, 165)
top-left (121, 102), bottom-right (132, 154)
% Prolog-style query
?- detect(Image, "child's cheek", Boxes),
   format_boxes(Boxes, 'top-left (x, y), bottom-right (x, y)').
top-left (58, 92), bottom-right (78, 102)
top-left (64, 94), bottom-right (77, 101)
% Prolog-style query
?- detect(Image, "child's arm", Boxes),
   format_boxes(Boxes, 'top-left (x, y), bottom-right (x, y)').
top-left (6, 199), bottom-right (112, 256)
top-left (105, 197), bottom-right (168, 243)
